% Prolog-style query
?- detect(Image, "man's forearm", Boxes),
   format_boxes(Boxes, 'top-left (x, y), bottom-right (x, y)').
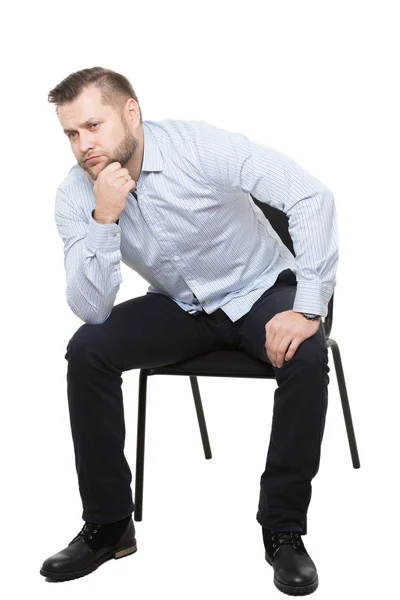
top-left (289, 188), bottom-right (339, 317)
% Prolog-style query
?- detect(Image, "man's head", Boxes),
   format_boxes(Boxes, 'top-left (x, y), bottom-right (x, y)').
top-left (48, 67), bottom-right (143, 180)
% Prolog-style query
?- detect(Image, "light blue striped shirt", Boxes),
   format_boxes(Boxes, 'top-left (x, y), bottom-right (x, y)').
top-left (55, 119), bottom-right (338, 325)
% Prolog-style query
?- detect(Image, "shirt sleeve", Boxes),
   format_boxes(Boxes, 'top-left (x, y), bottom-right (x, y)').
top-left (191, 121), bottom-right (339, 317)
top-left (55, 187), bottom-right (123, 324)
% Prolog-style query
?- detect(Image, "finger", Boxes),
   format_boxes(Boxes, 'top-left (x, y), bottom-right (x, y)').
top-left (266, 345), bottom-right (276, 367)
top-left (270, 335), bottom-right (288, 368)
top-left (115, 167), bottom-right (130, 177)
top-left (117, 173), bottom-right (131, 183)
top-left (102, 161), bottom-right (122, 174)
top-left (125, 179), bottom-right (137, 192)
top-left (267, 332), bottom-right (281, 367)
top-left (114, 175), bottom-right (135, 189)
top-left (265, 328), bottom-right (276, 358)
top-left (285, 338), bottom-right (301, 362)
top-left (276, 337), bottom-right (293, 368)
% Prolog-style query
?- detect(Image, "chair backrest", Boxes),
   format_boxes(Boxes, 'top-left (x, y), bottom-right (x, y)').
top-left (250, 195), bottom-right (333, 339)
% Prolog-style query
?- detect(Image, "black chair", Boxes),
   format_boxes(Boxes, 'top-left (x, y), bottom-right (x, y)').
top-left (133, 195), bottom-right (360, 525)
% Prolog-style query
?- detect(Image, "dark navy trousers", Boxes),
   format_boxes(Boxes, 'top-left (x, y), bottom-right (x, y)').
top-left (65, 269), bottom-right (329, 530)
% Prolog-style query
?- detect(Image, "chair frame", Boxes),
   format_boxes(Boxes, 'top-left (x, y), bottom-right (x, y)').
top-left (133, 197), bottom-right (360, 523)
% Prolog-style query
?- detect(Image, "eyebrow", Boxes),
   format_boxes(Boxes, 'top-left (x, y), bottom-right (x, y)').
top-left (63, 117), bottom-right (100, 135)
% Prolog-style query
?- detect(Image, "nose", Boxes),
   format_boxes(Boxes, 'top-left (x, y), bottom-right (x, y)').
top-left (78, 131), bottom-right (96, 156)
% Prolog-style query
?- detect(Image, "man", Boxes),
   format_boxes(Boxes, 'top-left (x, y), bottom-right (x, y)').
top-left (42, 66), bottom-right (336, 595)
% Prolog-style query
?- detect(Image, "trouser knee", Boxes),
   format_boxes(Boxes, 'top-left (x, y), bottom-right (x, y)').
top-left (64, 323), bottom-right (107, 365)
top-left (286, 325), bottom-right (329, 375)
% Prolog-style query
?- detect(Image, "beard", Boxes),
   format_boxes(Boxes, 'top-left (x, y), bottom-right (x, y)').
top-left (84, 117), bottom-right (138, 180)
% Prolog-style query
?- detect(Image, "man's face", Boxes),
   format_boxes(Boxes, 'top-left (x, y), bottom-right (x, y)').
top-left (59, 85), bottom-right (138, 181)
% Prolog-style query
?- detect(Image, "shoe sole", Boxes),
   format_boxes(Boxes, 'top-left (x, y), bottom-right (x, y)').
top-left (265, 552), bottom-right (319, 596)
top-left (39, 541), bottom-right (137, 582)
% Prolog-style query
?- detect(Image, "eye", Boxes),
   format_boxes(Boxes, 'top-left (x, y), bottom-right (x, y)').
top-left (68, 123), bottom-right (99, 140)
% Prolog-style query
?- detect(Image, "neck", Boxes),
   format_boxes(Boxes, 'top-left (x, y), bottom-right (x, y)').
top-left (126, 124), bottom-right (144, 183)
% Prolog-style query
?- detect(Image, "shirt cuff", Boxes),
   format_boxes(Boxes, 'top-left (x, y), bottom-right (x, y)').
top-left (292, 281), bottom-right (333, 318)
top-left (85, 210), bottom-right (121, 252)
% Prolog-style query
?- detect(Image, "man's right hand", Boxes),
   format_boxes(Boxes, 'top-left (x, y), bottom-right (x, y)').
top-left (89, 162), bottom-right (136, 224)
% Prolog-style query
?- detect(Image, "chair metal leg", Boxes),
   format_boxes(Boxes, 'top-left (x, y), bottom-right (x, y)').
top-left (189, 376), bottom-right (212, 459)
top-left (134, 369), bottom-right (148, 521)
top-left (327, 338), bottom-right (361, 469)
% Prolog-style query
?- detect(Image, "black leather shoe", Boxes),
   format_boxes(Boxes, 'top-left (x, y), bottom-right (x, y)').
top-left (263, 528), bottom-right (318, 596)
top-left (40, 515), bottom-right (137, 581)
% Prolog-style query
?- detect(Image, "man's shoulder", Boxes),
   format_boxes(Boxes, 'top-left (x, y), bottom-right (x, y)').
top-left (55, 164), bottom-right (94, 223)
top-left (143, 118), bottom-right (219, 144)
top-left (57, 163), bottom-right (91, 197)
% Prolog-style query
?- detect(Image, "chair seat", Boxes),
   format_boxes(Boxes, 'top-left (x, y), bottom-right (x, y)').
top-left (146, 349), bottom-right (276, 378)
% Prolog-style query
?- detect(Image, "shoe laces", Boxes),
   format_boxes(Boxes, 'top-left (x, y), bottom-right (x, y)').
top-left (70, 522), bottom-right (102, 544)
top-left (270, 531), bottom-right (305, 555)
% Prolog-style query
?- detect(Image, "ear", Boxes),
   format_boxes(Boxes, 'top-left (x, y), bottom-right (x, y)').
top-left (126, 98), bottom-right (140, 127)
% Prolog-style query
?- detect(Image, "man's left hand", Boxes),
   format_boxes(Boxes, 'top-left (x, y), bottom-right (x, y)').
top-left (265, 310), bottom-right (320, 368)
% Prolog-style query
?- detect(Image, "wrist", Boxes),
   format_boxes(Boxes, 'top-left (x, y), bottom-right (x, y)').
top-left (300, 312), bottom-right (321, 321)
top-left (92, 209), bottom-right (118, 224)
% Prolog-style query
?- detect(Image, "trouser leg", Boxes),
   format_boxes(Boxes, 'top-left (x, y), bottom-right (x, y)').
top-left (64, 292), bottom-right (223, 524)
top-left (234, 270), bottom-right (330, 531)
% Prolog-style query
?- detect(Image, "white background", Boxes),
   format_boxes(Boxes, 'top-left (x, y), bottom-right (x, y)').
top-left (1, 0), bottom-right (399, 598)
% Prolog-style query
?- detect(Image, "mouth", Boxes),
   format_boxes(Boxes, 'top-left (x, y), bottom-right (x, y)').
top-left (85, 155), bottom-right (102, 163)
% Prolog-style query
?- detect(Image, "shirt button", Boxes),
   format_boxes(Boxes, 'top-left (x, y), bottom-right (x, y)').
top-left (155, 227), bottom-right (161, 232)
top-left (114, 265), bottom-right (120, 270)
top-left (173, 255), bottom-right (180, 261)
top-left (138, 194), bottom-right (143, 200)
top-left (113, 233), bottom-right (120, 238)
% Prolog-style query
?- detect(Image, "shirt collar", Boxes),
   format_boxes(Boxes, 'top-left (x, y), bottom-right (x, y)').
top-left (141, 122), bottom-right (164, 172)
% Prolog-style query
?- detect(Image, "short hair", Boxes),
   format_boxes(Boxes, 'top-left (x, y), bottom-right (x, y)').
top-left (47, 66), bottom-right (142, 122)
